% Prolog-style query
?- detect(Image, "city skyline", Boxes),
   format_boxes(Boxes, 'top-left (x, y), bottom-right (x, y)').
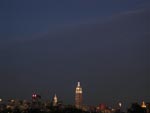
top-left (0, 81), bottom-right (148, 109)
top-left (0, 0), bottom-right (150, 109)
top-left (0, 88), bottom-right (149, 113)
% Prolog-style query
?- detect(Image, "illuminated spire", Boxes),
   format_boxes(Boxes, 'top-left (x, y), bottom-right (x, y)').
top-left (53, 94), bottom-right (58, 106)
top-left (141, 101), bottom-right (146, 108)
top-left (76, 82), bottom-right (82, 94)
top-left (78, 82), bottom-right (80, 87)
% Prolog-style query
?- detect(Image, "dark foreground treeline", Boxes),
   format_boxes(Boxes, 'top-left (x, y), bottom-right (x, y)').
top-left (0, 102), bottom-right (149, 113)
top-left (0, 107), bottom-right (90, 113)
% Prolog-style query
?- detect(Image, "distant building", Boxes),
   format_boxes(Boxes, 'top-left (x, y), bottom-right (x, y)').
top-left (128, 102), bottom-right (147, 113)
top-left (75, 82), bottom-right (83, 109)
top-left (53, 94), bottom-right (58, 106)
top-left (141, 101), bottom-right (146, 108)
top-left (146, 103), bottom-right (150, 113)
top-left (96, 104), bottom-right (112, 113)
top-left (32, 93), bottom-right (41, 101)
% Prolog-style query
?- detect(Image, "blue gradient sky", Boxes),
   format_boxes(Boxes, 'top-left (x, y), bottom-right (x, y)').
top-left (0, 0), bottom-right (149, 35)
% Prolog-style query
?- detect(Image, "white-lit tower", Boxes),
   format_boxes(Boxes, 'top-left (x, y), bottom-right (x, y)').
top-left (53, 94), bottom-right (58, 106)
top-left (75, 82), bottom-right (83, 109)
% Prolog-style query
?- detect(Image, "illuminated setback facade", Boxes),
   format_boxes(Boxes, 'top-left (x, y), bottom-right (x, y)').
top-left (75, 82), bottom-right (83, 109)
top-left (53, 94), bottom-right (58, 106)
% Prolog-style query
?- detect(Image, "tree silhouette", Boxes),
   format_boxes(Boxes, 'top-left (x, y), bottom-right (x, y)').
top-left (127, 103), bottom-right (146, 113)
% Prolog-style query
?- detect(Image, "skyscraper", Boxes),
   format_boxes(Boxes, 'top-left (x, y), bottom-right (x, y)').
top-left (75, 82), bottom-right (83, 109)
top-left (53, 94), bottom-right (58, 106)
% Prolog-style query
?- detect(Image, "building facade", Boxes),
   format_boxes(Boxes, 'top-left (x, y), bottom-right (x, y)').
top-left (53, 94), bottom-right (58, 106)
top-left (75, 82), bottom-right (83, 109)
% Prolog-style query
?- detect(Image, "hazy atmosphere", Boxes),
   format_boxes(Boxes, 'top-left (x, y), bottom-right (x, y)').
top-left (0, 0), bottom-right (150, 108)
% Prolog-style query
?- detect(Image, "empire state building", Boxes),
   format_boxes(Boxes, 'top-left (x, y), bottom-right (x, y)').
top-left (75, 82), bottom-right (83, 109)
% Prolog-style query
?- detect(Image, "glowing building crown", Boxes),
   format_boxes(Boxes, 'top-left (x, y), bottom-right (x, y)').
top-left (76, 82), bottom-right (82, 94)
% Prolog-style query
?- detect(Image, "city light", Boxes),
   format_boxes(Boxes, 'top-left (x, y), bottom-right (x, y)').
top-left (118, 102), bottom-right (122, 108)
top-left (141, 101), bottom-right (146, 108)
top-left (32, 94), bottom-right (37, 99)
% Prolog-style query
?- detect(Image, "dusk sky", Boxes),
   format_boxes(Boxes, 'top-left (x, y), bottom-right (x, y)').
top-left (0, 0), bottom-right (150, 108)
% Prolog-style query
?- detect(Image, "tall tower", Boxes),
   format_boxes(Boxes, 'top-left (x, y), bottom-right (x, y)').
top-left (75, 82), bottom-right (83, 109)
top-left (53, 94), bottom-right (58, 106)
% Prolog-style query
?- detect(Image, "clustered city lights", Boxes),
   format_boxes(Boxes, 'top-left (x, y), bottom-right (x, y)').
top-left (32, 94), bottom-right (37, 99)
top-left (32, 94), bottom-right (41, 99)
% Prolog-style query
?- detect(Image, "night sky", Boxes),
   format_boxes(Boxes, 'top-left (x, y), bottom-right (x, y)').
top-left (0, 0), bottom-right (150, 108)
